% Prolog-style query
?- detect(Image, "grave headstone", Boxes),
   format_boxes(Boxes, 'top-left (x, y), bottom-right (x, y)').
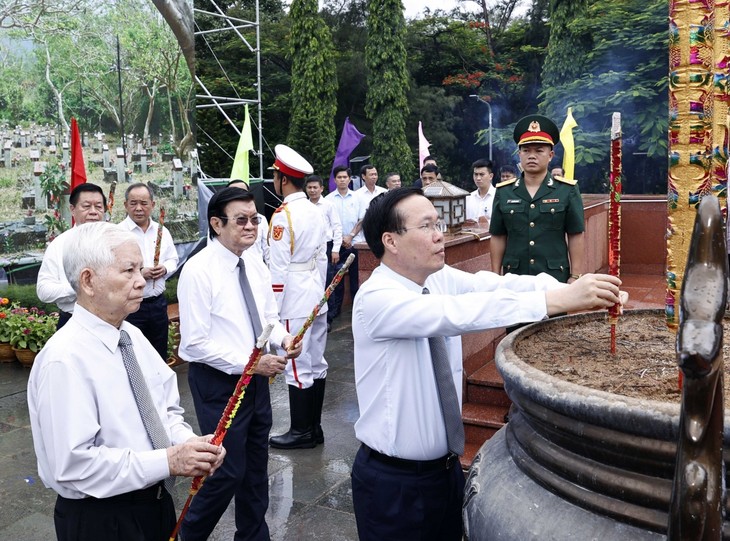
top-left (33, 163), bottom-right (47, 211)
top-left (95, 133), bottom-right (103, 153)
top-left (190, 149), bottom-right (198, 183)
top-left (3, 141), bottom-right (12, 169)
top-left (116, 147), bottom-right (126, 183)
top-left (62, 142), bottom-right (69, 164)
top-left (29, 149), bottom-right (40, 162)
top-left (140, 149), bottom-right (148, 174)
top-left (102, 144), bottom-right (110, 169)
top-left (20, 133), bottom-right (26, 148)
top-left (172, 158), bottom-right (184, 198)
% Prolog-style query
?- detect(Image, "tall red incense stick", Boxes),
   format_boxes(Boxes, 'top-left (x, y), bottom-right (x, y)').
top-left (106, 181), bottom-right (116, 222)
top-left (169, 324), bottom-right (274, 541)
top-left (153, 206), bottom-right (166, 266)
top-left (608, 112), bottom-right (622, 354)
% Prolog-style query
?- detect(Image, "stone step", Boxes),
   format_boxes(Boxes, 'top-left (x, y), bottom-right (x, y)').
top-left (462, 402), bottom-right (509, 443)
top-left (466, 361), bottom-right (512, 407)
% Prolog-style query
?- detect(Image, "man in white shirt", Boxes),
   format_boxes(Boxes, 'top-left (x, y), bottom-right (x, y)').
top-left (268, 145), bottom-right (329, 449)
top-left (352, 164), bottom-right (386, 244)
top-left (351, 187), bottom-right (626, 541)
top-left (178, 188), bottom-right (299, 541)
top-left (465, 159), bottom-right (496, 225)
top-left (325, 165), bottom-right (360, 322)
top-left (28, 222), bottom-right (225, 541)
top-left (120, 183), bottom-right (178, 361)
top-left (306, 174), bottom-right (342, 329)
top-left (36, 183), bottom-right (106, 329)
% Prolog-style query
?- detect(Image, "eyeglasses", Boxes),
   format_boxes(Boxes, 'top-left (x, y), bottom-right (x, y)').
top-left (220, 215), bottom-right (261, 227)
top-left (397, 220), bottom-right (447, 235)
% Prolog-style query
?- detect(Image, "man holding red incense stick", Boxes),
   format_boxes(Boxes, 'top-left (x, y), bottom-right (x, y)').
top-left (28, 222), bottom-right (225, 541)
top-left (351, 187), bottom-right (626, 541)
top-left (121, 183), bottom-right (178, 361)
top-left (178, 188), bottom-right (300, 541)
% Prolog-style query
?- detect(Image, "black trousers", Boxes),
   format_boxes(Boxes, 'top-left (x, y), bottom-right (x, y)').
top-left (351, 444), bottom-right (465, 541)
top-left (125, 293), bottom-right (169, 361)
top-left (328, 246), bottom-right (358, 320)
top-left (54, 483), bottom-right (175, 541)
top-left (181, 363), bottom-right (271, 541)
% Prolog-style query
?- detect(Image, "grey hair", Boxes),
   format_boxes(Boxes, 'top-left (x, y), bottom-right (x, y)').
top-left (124, 182), bottom-right (154, 201)
top-left (63, 222), bottom-right (138, 292)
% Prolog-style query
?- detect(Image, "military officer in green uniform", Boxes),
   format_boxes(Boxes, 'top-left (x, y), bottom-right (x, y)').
top-left (489, 114), bottom-right (585, 284)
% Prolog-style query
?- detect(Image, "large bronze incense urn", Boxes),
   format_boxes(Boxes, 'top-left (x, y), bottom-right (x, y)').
top-left (463, 197), bottom-right (728, 540)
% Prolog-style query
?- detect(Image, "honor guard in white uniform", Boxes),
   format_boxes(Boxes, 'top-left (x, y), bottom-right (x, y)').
top-left (267, 145), bottom-right (329, 449)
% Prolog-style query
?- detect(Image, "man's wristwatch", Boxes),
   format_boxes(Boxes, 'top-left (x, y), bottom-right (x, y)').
top-left (569, 273), bottom-right (582, 280)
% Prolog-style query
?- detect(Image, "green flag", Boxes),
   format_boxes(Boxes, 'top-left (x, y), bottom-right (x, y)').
top-left (230, 104), bottom-right (253, 182)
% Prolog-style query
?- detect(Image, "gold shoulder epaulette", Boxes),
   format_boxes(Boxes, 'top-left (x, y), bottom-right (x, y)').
top-left (554, 175), bottom-right (577, 186)
top-left (496, 178), bottom-right (518, 188)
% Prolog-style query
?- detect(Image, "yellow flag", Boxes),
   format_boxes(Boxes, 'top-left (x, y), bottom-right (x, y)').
top-left (560, 107), bottom-right (578, 179)
top-left (230, 104), bottom-right (253, 182)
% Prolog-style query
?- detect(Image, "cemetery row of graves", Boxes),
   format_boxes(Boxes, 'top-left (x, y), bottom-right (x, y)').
top-left (0, 124), bottom-right (202, 284)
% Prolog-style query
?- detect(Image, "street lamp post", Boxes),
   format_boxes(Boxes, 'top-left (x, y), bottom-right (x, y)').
top-left (469, 94), bottom-right (492, 162)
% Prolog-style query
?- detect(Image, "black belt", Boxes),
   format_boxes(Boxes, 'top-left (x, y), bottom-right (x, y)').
top-left (361, 444), bottom-right (457, 473)
top-left (57, 482), bottom-right (167, 506)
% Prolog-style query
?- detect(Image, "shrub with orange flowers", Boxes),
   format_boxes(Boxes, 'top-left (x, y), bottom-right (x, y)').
top-left (0, 298), bottom-right (15, 343)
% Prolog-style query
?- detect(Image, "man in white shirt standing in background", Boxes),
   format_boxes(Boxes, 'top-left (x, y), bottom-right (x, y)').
top-left (465, 159), bottom-right (496, 226)
top-left (325, 165), bottom-right (360, 325)
top-left (306, 174), bottom-right (342, 331)
top-left (120, 183), bottom-right (178, 362)
top-left (36, 183), bottom-right (106, 329)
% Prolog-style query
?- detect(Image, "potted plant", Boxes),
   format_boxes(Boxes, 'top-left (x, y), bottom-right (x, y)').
top-left (0, 297), bottom-right (15, 362)
top-left (8, 307), bottom-right (59, 366)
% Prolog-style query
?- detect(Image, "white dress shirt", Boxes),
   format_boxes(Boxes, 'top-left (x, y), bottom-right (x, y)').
top-left (177, 238), bottom-right (288, 375)
top-left (354, 185), bottom-right (387, 243)
top-left (313, 197), bottom-right (343, 253)
top-left (36, 228), bottom-right (77, 313)
top-left (466, 185), bottom-right (497, 222)
top-left (28, 304), bottom-right (196, 499)
top-left (120, 216), bottom-right (179, 298)
top-left (352, 263), bottom-right (564, 461)
top-left (325, 189), bottom-right (359, 240)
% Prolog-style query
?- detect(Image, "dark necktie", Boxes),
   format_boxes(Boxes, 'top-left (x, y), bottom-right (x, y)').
top-left (237, 259), bottom-right (263, 339)
top-left (118, 329), bottom-right (175, 493)
top-left (423, 287), bottom-right (465, 456)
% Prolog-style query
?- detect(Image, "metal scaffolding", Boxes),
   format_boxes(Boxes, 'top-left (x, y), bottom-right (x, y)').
top-left (193, 0), bottom-right (265, 180)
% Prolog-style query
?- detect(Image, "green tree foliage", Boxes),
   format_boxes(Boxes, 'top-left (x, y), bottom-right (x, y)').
top-left (365, 0), bottom-right (414, 181)
top-left (540, 0), bottom-right (667, 193)
top-left (541, 0), bottom-right (591, 88)
top-left (287, 0), bottom-right (338, 176)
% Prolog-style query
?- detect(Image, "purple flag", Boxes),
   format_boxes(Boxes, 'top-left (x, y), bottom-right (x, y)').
top-left (329, 117), bottom-right (365, 192)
